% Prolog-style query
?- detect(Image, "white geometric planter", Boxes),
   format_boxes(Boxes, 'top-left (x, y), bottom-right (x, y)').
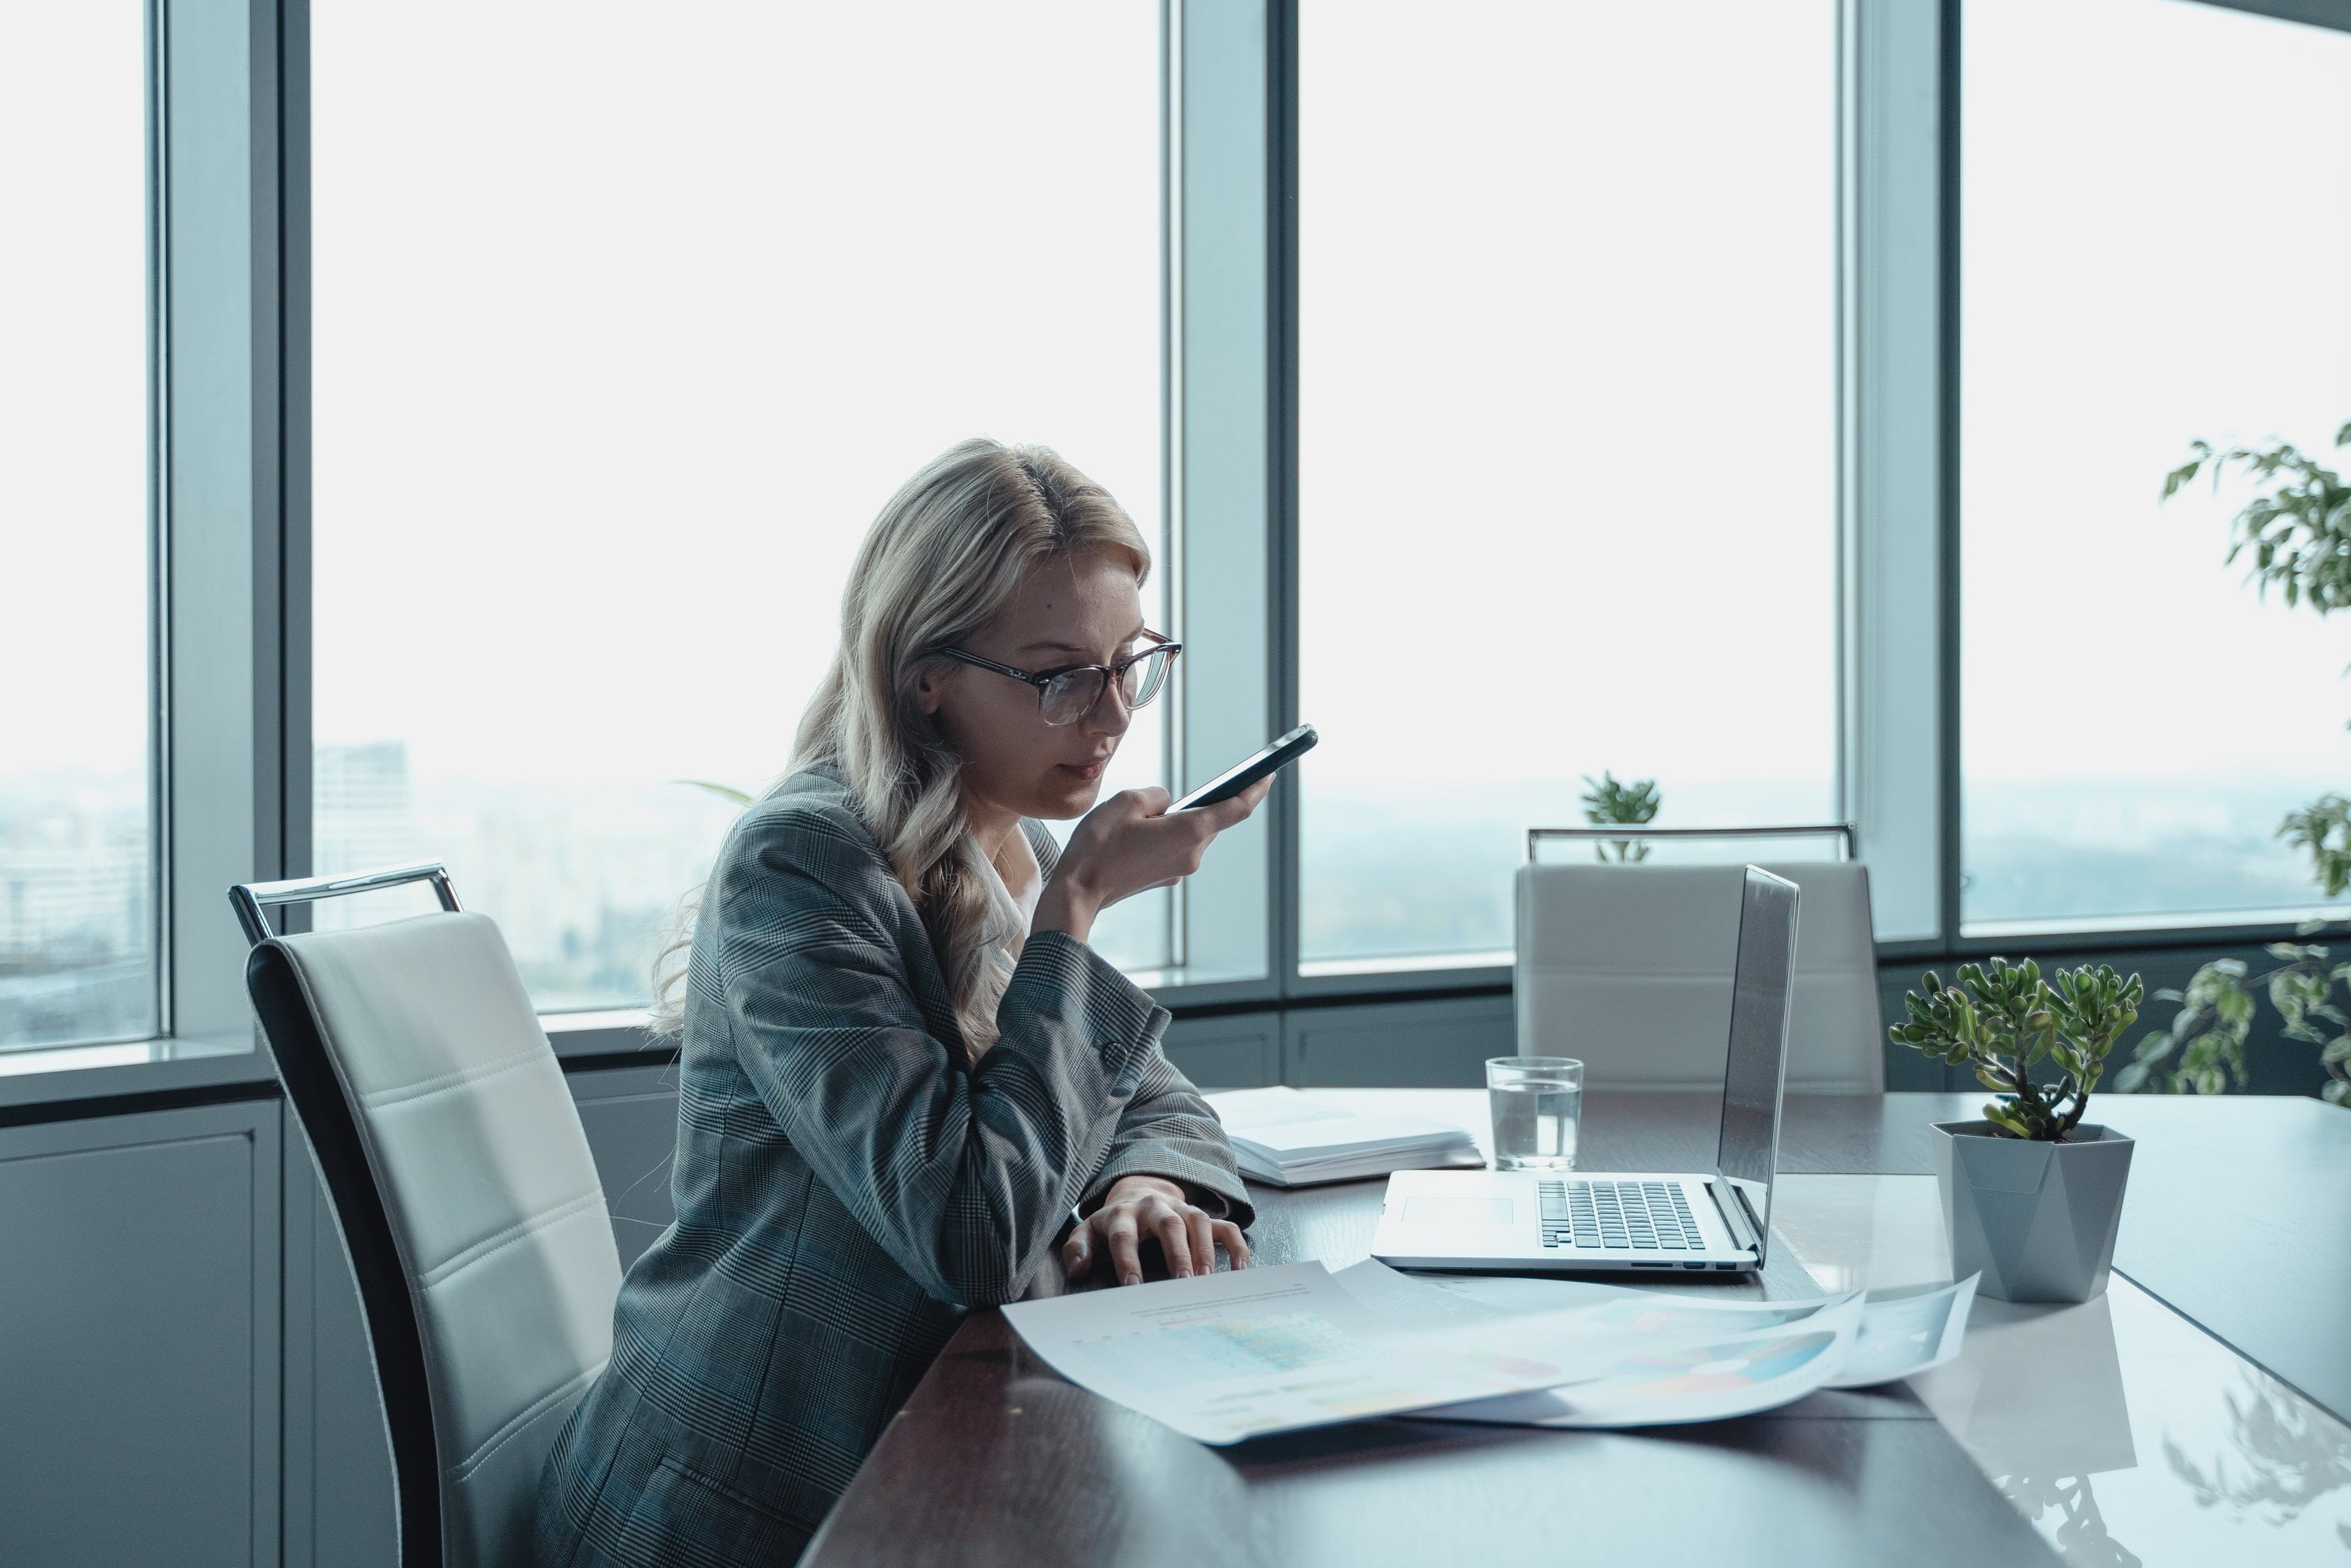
top-left (1930, 1121), bottom-right (2134, 1304)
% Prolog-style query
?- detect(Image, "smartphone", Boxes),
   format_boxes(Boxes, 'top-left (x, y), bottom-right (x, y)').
top-left (1169, 724), bottom-right (1319, 812)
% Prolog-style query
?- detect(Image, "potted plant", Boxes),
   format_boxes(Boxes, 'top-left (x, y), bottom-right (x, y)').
top-left (1578, 770), bottom-right (1660, 863)
top-left (1889, 958), bottom-right (2144, 1303)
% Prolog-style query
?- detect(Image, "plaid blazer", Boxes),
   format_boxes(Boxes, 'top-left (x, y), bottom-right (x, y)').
top-left (534, 765), bottom-right (1252, 1567)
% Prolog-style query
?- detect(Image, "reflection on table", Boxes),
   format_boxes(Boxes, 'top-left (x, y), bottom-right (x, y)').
top-left (1774, 1173), bottom-right (2351, 1565)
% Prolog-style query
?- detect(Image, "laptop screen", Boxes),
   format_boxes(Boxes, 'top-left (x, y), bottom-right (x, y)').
top-left (1714, 867), bottom-right (1801, 1260)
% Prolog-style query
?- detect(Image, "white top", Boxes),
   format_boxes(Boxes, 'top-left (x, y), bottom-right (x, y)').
top-left (967, 824), bottom-right (1044, 1056)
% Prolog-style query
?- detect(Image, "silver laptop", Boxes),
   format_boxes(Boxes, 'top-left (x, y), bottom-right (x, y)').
top-left (1370, 866), bottom-right (1798, 1276)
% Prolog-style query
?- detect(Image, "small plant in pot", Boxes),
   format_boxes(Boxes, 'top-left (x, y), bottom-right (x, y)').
top-left (1890, 959), bottom-right (2144, 1303)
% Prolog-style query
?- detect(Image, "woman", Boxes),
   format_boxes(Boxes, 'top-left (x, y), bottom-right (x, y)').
top-left (535, 438), bottom-right (1265, 1566)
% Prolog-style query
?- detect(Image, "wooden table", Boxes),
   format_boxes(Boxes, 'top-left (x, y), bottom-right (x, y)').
top-left (803, 1091), bottom-right (2351, 1567)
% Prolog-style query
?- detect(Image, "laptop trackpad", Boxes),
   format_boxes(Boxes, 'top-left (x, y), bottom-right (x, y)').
top-left (1403, 1196), bottom-right (1515, 1226)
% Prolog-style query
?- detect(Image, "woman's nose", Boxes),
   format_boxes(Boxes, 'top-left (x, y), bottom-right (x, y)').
top-left (1084, 680), bottom-right (1134, 738)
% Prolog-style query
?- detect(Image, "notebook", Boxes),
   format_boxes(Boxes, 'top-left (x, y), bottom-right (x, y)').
top-left (1207, 1086), bottom-right (1485, 1188)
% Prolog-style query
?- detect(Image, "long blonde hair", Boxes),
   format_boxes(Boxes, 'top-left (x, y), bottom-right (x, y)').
top-left (650, 438), bottom-right (1151, 1054)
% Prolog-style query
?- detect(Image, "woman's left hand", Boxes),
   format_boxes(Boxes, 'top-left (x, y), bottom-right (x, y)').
top-left (1062, 1175), bottom-right (1251, 1286)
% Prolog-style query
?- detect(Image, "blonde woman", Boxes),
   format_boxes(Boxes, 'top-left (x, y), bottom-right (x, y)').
top-left (535, 439), bottom-right (1265, 1566)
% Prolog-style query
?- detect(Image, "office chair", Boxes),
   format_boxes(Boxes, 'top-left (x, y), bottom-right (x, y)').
top-left (1513, 844), bottom-right (1886, 1093)
top-left (231, 864), bottom-right (622, 1568)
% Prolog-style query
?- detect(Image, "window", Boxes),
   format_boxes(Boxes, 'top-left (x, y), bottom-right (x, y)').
top-left (311, 2), bottom-right (1170, 1004)
top-left (0, 4), bottom-right (153, 1051)
top-left (1961, 0), bottom-right (2351, 932)
top-left (1296, 0), bottom-right (1840, 969)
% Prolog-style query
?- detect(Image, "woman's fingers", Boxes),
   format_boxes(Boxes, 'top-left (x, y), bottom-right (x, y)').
top-left (1106, 1211), bottom-right (1145, 1286)
top-left (1151, 1204), bottom-right (1195, 1278)
top-left (1196, 777), bottom-right (1271, 832)
top-left (1214, 1219), bottom-right (1251, 1269)
top-left (1187, 1210), bottom-right (1218, 1274)
top-left (1062, 1224), bottom-right (1091, 1278)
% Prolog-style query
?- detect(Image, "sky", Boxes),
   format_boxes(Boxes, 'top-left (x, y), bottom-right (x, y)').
top-left (0, 2), bottom-right (147, 778)
top-left (1299, 0), bottom-right (1838, 804)
top-left (11, 0), bottom-right (2351, 868)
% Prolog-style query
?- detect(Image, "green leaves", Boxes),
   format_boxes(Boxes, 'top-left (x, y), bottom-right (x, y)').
top-left (2166, 436), bottom-right (2351, 617)
top-left (1579, 770), bottom-right (1661, 863)
top-left (675, 778), bottom-right (755, 807)
top-left (2279, 795), bottom-right (2351, 897)
top-left (1888, 959), bottom-right (2141, 1139)
top-left (2128, 945), bottom-right (2351, 1104)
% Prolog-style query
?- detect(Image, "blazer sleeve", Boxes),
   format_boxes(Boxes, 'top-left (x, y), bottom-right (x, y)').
top-left (713, 805), bottom-right (1172, 1307)
top-left (1017, 819), bottom-right (1255, 1229)
top-left (1079, 1052), bottom-right (1256, 1228)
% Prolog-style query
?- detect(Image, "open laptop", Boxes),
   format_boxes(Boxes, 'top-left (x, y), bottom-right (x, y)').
top-left (1370, 865), bottom-right (1799, 1276)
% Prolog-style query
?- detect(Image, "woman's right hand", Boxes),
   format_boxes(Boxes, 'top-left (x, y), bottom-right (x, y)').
top-left (1033, 778), bottom-right (1271, 944)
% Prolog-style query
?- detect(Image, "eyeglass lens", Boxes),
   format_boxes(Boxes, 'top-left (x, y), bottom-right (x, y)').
top-left (1039, 645), bottom-right (1176, 725)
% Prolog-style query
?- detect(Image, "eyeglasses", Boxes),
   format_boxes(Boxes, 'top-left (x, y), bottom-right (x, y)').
top-left (932, 631), bottom-right (1182, 726)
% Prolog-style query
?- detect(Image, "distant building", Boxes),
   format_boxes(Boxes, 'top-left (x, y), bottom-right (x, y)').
top-left (315, 741), bottom-right (419, 876)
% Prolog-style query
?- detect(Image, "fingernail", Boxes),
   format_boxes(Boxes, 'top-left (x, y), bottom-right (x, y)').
top-left (1175, 1266), bottom-right (1190, 1278)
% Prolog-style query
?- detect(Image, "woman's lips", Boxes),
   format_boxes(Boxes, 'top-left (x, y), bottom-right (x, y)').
top-left (1058, 759), bottom-right (1108, 780)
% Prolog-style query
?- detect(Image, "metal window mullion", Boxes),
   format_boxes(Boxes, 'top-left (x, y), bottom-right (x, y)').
top-left (1267, 0), bottom-right (1299, 997)
top-left (148, 0), bottom-right (173, 1038)
top-left (159, 0), bottom-right (290, 1056)
top-left (1162, 0), bottom-right (1277, 1004)
top-left (1841, 0), bottom-right (1944, 945)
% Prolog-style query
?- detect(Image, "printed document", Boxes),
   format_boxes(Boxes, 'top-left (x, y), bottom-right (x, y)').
top-left (1001, 1261), bottom-right (1664, 1445)
top-left (1411, 1295), bottom-right (1865, 1428)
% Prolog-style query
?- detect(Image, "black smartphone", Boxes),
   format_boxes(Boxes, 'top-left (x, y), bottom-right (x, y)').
top-left (1169, 724), bottom-right (1319, 812)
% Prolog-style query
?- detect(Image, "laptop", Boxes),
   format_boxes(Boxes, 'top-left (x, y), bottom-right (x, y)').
top-left (1370, 865), bottom-right (1799, 1276)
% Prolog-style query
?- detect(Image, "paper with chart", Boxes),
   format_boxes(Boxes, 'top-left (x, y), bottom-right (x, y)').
top-left (1000, 1261), bottom-right (1675, 1446)
top-left (1423, 1269), bottom-right (1978, 1389)
top-left (1420, 1271), bottom-right (1848, 1335)
top-left (1411, 1294), bottom-right (1867, 1429)
top-left (1821, 1275), bottom-right (1978, 1388)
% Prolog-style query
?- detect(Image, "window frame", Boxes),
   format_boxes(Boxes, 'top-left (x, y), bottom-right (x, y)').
top-left (1939, 0), bottom-right (2351, 960)
top-left (22, 0), bottom-right (2351, 1109)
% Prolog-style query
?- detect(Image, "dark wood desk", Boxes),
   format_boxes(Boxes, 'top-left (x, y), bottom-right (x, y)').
top-left (802, 1091), bottom-right (2351, 1568)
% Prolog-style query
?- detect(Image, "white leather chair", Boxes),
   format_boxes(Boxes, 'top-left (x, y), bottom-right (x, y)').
top-left (1514, 860), bottom-right (1886, 1093)
top-left (233, 864), bottom-right (622, 1568)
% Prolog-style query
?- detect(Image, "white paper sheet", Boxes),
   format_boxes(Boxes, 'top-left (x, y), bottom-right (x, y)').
top-left (1000, 1261), bottom-right (1668, 1446)
top-left (1425, 1272), bottom-right (1850, 1337)
top-left (1412, 1294), bottom-right (1866, 1429)
top-left (1821, 1275), bottom-right (1978, 1388)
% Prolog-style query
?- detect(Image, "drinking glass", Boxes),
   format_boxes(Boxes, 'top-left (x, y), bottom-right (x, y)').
top-left (1486, 1056), bottom-right (1584, 1171)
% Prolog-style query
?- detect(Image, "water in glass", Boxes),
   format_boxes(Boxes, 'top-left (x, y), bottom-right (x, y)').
top-left (1490, 1077), bottom-right (1581, 1171)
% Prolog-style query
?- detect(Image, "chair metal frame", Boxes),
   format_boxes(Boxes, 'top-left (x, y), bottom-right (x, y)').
top-left (232, 860), bottom-right (467, 1568)
top-left (1526, 823), bottom-right (1857, 861)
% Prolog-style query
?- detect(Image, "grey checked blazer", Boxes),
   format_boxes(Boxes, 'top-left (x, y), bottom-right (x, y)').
top-left (534, 764), bottom-right (1252, 1567)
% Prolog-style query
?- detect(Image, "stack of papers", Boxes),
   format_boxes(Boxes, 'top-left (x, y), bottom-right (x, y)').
top-left (1000, 1260), bottom-right (1979, 1446)
top-left (1206, 1086), bottom-right (1484, 1187)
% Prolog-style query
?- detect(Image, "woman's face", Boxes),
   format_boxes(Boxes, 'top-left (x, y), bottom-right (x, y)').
top-left (919, 548), bottom-right (1147, 825)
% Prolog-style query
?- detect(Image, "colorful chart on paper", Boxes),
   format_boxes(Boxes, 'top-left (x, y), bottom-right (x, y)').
top-left (1585, 1329), bottom-right (1841, 1399)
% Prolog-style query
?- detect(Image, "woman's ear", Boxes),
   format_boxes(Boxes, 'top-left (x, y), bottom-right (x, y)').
top-left (915, 665), bottom-right (944, 717)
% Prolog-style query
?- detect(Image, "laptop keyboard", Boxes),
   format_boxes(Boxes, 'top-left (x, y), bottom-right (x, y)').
top-left (1538, 1179), bottom-right (1708, 1252)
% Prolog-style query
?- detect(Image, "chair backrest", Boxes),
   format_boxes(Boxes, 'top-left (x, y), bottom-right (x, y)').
top-left (240, 888), bottom-right (621, 1568)
top-left (1513, 860), bottom-right (1885, 1092)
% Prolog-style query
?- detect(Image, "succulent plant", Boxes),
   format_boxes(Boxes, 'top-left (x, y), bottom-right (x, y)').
top-left (1890, 958), bottom-right (2144, 1141)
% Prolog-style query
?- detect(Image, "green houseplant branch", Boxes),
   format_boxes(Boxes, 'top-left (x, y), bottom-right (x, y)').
top-left (2144, 428), bottom-right (2351, 1106)
top-left (2119, 940), bottom-right (2351, 1107)
top-left (1890, 959), bottom-right (2144, 1140)
top-left (1579, 771), bottom-right (1661, 863)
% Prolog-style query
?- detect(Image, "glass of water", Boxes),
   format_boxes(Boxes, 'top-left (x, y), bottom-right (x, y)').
top-left (1486, 1056), bottom-right (1584, 1171)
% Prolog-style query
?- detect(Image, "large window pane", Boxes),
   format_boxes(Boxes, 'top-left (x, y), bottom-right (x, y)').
top-left (1298, 1), bottom-right (1839, 967)
top-left (1963, 0), bottom-right (2351, 932)
top-left (313, 2), bottom-right (1168, 1004)
top-left (0, 6), bottom-right (153, 1051)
